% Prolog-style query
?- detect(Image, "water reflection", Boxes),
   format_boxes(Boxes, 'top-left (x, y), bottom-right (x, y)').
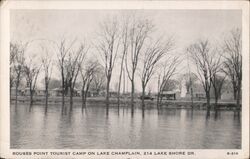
top-left (10, 103), bottom-right (241, 149)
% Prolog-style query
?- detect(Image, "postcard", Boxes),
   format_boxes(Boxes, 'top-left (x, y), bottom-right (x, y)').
top-left (0, 1), bottom-right (249, 159)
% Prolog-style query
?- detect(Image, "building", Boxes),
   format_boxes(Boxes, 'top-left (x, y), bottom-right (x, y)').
top-left (160, 90), bottom-right (181, 100)
top-left (50, 88), bottom-right (83, 97)
top-left (194, 91), bottom-right (206, 99)
top-left (50, 88), bottom-right (63, 96)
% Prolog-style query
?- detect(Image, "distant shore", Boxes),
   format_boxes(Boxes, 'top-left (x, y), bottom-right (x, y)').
top-left (10, 95), bottom-right (240, 110)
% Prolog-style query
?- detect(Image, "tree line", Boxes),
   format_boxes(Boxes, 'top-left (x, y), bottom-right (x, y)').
top-left (10, 14), bottom-right (242, 115)
top-left (187, 28), bottom-right (242, 115)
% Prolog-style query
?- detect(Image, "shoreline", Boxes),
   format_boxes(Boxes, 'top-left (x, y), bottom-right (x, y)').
top-left (10, 95), bottom-right (241, 110)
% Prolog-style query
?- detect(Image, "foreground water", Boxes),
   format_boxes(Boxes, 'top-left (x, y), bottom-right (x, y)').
top-left (10, 103), bottom-right (241, 149)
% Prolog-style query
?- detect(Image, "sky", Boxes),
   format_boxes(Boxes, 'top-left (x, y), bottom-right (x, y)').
top-left (10, 10), bottom-right (241, 92)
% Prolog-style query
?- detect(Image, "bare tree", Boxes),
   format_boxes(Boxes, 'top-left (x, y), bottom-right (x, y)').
top-left (208, 51), bottom-right (226, 110)
top-left (66, 43), bottom-right (87, 111)
top-left (117, 17), bottom-right (129, 110)
top-left (140, 38), bottom-right (174, 107)
top-left (125, 16), bottom-right (154, 109)
top-left (157, 57), bottom-right (179, 107)
top-left (223, 61), bottom-right (237, 100)
top-left (23, 57), bottom-right (41, 108)
top-left (211, 74), bottom-right (226, 109)
top-left (41, 45), bottom-right (53, 113)
top-left (10, 42), bottom-right (26, 106)
top-left (91, 66), bottom-right (106, 95)
top-left (187, 40), bottom-right (215, 114)
top-left (221, 78), bottom-right (234, 96)
top-left (56, 38), bottom-right (76, 111)
top-left (185, 48), bottom-right (198, 107)
top-left (10, 43), bottom-right (16, 91)
top-left (222, 28), bottom-right (242, 110)
top-left (162, 79), bottom-right (179, 92)
top-left (97, 16), bottom-right (120, 111)
top-left (80, 60), bottom-right (99, 109)
top-left (179, 72), bottom-right (198, 107)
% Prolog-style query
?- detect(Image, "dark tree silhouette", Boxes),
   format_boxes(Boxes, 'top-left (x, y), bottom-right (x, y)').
top-left (80, 60), bottom-right (99, 109)
top-left (65, 43), bottom-right (87, 111)
top-left (97, 16), bottom-right (120, 112)
top-left (222, 28), bottom-right (242, 110)
top-left (140, 38), bottom-right (174, 107)
top-left (157, 56), bottom-right (180, 107)
top-left (188, 40), bottom-right (217, 115)
top-left (41, 45), bottom-right (53, 113)
top-left (23, 57), bottom-right (40, 109)
top-left (10, 42), bottom-right (26, 106)
top-left (117, 17), bottom-right (129, 110)
top-left (56, 38), bottom-right (76, 112)
top-left (125, 16), bottom-right (154, 110)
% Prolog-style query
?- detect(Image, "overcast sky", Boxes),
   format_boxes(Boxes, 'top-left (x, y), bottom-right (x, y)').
top-left (10, 10), bottom-right (241, 92)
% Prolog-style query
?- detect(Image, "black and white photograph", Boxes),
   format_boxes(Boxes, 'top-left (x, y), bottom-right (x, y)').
top-left (0, 1), bottom-right (249, 159)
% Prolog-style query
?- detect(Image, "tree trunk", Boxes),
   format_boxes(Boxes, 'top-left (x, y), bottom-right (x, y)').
top-left (29, 92), bottom-right (33, 111)
top-left (106, 77), bottom-right (110, 115)
top-left (45, 85), bottom-right (48, 113)
top-left (236, 93), bottom-right (240, 109)
top-left (159, 90), bottom-right (163, 107)
top-left (15, 81), bottom-right (19, 107)
top-left (141, 84), bottom-right (145, 109)
top-left (117, 70), bottom-right (122, 112)
top-left (206, 91), bottom-right (210, 116)
top-left (206, 92), bottom-right (210, 108)
top-left (30, 87), bottom-right (32, 104)
top-left (156, 92), bottom-right (160, 109)
top-left (236, 81), bottom-right (241, 111)
top-left (214, 95), bottom-right (218, 111)
top-left (123, 68), bottom-right (126, 94)
top-left (106, 79), bottom-right (110, 103)
top-left (81, 90), bottom-right (86, 110)
top-left (29, 85), bottom-right (33, 111)
top-left (213, 86), bottom-right (218, 110)
top-left (117, 53), bottom-right (125, 110)
top-left (142, 106), bottom-right (145, 118)
top-left (156, 76), bottom-right (161, 109)
top-left (190, 87), bottom-right (194, 108)
top-left (69, 87), bottom-right (73, 111)
top-left (10, 72), bottom-right (13, 98)
top-left (232, 81), bottom-right (237, 100)
top-left (160, 96), bottom-right (163, 106)
top-left (84, 92), bottom-right (88, 106)
top-left (131, 79), bottom-right (135, 109)
top-left (61, 76), bottom-right (65, 112)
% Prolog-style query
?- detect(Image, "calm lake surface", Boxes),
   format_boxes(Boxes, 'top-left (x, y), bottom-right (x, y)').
top-left (10, 103), bottom-right (241, 149)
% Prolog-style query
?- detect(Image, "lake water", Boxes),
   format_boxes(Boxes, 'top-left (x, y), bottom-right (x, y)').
top-left (10, 103), bottom-right (241, 149)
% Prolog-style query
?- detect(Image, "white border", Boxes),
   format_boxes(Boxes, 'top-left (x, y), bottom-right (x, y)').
top-left (0, 1), bottom-right (249, 159)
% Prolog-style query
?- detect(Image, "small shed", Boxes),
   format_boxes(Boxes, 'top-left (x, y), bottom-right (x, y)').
top-left (160, 90), bottom-right (181, 100)
top-left (50, 88), bottom-right (63, 96)
top-left (194, 92), bottom-right (206, 99)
